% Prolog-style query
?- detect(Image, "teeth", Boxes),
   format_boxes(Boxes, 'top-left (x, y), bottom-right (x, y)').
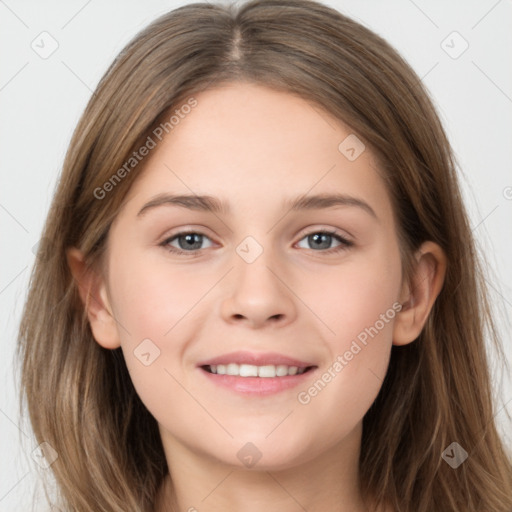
top-left (208, 364), bottom-right (307, 377)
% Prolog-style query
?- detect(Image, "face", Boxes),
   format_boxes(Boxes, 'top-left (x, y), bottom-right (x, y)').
top-left (99, 82), bottom-right (405, 470)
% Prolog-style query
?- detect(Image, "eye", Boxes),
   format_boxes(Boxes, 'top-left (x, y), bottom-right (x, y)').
top-left (296, 230), bottom-right (353, 254)
top-left (161, 231), bottom-right (214, 255)
top-left (160, 229), bottom-right (353, 256)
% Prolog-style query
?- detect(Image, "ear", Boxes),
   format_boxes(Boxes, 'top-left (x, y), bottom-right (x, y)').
top-left (393, 241), bottom-right (447, 346)
top-left (66, 247), bottom-right (121, 349)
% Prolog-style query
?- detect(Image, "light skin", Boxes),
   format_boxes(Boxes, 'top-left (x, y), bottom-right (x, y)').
top-left (68, 82), bottom-right (446, 511)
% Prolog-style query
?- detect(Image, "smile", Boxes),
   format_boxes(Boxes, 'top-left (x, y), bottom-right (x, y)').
top-left (203, 363), bottom-right (313, 377)
top-left (198, 364), bottom-right (317, 396)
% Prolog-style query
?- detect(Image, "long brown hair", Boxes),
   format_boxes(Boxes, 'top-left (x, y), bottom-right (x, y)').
top-left (17, 1), bottom-right (512, 510)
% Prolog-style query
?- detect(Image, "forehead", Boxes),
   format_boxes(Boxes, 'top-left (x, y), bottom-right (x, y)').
top-left (123, 82), bottom-right (394, 226)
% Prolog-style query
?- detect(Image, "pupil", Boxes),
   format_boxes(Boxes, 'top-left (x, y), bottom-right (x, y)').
top-left (310, 233), bottom-right (330, 249)
top-left (181, 233), bottom-right (201, 250)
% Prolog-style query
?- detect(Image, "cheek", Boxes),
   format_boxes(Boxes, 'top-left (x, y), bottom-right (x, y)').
top-left (106, 250), bottom-right (205, 406)
top-left (308, 241), bottom-right (402, 346)
top-left (297, 241), bottom-right (401, 409)
top-left (108, 249), bottom-right (209, 339)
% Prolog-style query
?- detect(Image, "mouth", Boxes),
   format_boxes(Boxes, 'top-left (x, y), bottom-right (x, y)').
top-left (198, 362), bottom-right (318, 396)
top-left (196, 350), bottom-right (318, 396)
top-left (200, 363), bottom-right (316, 377)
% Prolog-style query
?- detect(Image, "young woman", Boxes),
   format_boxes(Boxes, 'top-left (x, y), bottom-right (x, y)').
top-left (17, 1), bottom-right (512, 510)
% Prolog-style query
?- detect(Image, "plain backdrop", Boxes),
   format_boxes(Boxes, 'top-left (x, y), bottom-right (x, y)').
top-left (1, 0), bottom-right (511, 509)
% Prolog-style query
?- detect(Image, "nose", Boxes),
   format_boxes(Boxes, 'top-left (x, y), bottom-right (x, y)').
top-left (219, 249), bottom-right (297, 329)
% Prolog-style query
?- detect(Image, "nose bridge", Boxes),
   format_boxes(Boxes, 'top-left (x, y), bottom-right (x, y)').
top-left (233, 233), bottom-right (283, 296)
top-left (219, 232), bottom-right (297, 327)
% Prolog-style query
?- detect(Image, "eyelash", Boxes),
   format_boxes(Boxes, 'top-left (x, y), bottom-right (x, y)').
top-left (159, 229), bottom-right (353, 257)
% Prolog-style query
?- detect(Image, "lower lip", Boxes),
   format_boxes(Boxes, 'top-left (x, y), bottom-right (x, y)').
top-left (198, 366), bottom-right (317, 396)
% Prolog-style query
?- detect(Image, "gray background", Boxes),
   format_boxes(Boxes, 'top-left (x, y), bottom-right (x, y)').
top-left (1, 0), bottom-right (511, 509)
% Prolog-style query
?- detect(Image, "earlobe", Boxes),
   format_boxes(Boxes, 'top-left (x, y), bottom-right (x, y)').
top-left (392, 241), bottom-right (447, 346)
top-left (66, 247), bottom-right (121, 349)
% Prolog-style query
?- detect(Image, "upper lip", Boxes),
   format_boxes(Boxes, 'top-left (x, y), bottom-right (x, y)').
top-left (197, 351), bottom-right (317, 369)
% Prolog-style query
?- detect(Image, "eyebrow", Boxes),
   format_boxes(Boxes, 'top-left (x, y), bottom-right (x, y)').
top-left (137, 192), bottom-right (377, 219)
